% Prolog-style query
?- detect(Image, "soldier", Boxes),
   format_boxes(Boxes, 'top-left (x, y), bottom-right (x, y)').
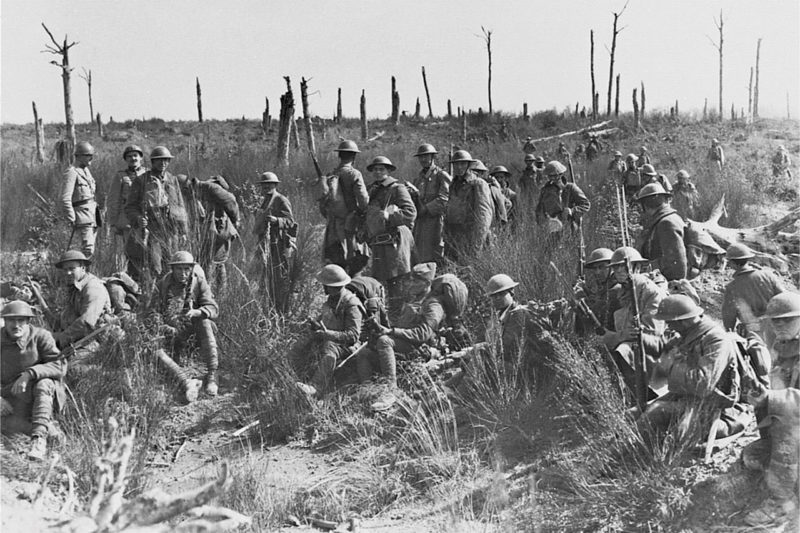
top-left (103, 271), bottom-right (141, 322)
top-left (684, 225), bottom-right (726, 280)
top-left (639, 295), bottom-right (748, 440)
top-left (621, 153), bottom-right (641, 200)
top-left (574, 247), bottom-right (617, 335)
top-left (347, 271), bottom-right (388, 334)
top-left (253, 172), bottom-right (296, 312)
top-left (771, 145), bottom-right (792, 178)
top-left (517, 154), bottom-right (539, 200)
top-left (635, 183), bottom-right (687, 281)
top-left (1, 301), bottom-right (66, 461)
top-left (59, 141), bottom-right (99, 259)
top-left (291, 265), bottom-right (365, 397)
top-left (522, 136), bottom-right (537, 154)
top-left (637, 146), bottom-right (652, 168)
top-left (607, 151), bottom-right (626, 181)
top-left (444, 150), bottom-right (493, 260)
top-left (534, 161), bottom-right (591, 235)
top-left (364, 156), bottom-right (416, 318)
top-left (357, 262), bottom-right (445, 410)
top-left (473, 160), bottom-right (510, 227)
top-left (585, 135), bottom-right (602, 162)
top-left (708, 138), bottom-right (725, 172)
top-left (722, 243), bottom-right (784, 345)
top-left (150, 251), bottom-right (220, 400)
top-left (108, 145), bottom-right (146, 270)
top-left (319, 140), bottom-right (370, 275)
top-left (47, 251), bottom-right (112, 374)
top-left (489, 166), bottom-right (517, 222)
top-left (410, 144), bottom-right (451, 265)
top-left (671, 170), bottom-right (699, 220)
top-left (639, 164), bottom-right (673, 193)
top-left (125, 146), bottom-right (189, 283)
top-left (556, 141), bottom-right (570, 162)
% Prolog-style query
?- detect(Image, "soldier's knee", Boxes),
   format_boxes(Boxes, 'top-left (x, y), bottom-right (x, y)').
top-left (33, 379), bottom-right (57, 395)
top-left (375, 335), bottom-right (394, 351)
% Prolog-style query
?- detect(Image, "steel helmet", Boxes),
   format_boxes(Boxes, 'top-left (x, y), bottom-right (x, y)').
top-left (489, 165), bottom-right (511, 176)
top-left (486, 274), bottom-right (519, 296)
top-left (535, 156), bottom-right (545, 164)
top-left (122, 145), bottom-right (143, 159)
top-left (470, 160), bottom-right (488, 172)
top-left (168, 251), bottom-right (196, 265)
top-left (766, 292), bottom-right (800, 318)
top-left (544, 161), bottom-right (567, 177)
top-left (626, 153), bottom-right (638, 162)
top-left (608, 246), bottom-right (646, 266)
top-left (450, 150), bottom-right (475, 163)
top-left (150, 146), bottom-right (173, 160)
top-left (654, 294), bottom-right (704, 321)
top-left (334, 140), bottom-right (360, 153)
top-left (613, 151), bottom-right (623, 157)
top-left (55, 250), bottom-right (91, 268)
top-left (366, 156), bottom-right (397, 172)
top-left (640, 164), bottom-right (658, 176)
top-left (74, 141), bottom-right (95, 156)
top-left (411, 262), bottom-right (437, 282)
top-left (636, 182), bottom-right (671, 201)
top-left (712, 138), bottom-right (720, 145)
top-left (585, 247), bottom-right (614, 267)
top-left (524, 153), bottom-right (536, 162)
top-left (676, 169), bottom-right (691, 180)
top-left (258, 171), bottom-right (280, 183)
top-left (413, 144), bottom-right (438, 157)
top-left (1, 300), bottom-right (36, 318)
top-left (640, 146), bottom-right (649, 152)
top-left (726, 243), bottom-right (755, 260)
top-left (316, 264), bottom-right (351, 287)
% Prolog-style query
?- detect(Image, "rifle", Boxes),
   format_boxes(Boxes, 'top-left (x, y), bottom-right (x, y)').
top-left (624, 258), bottom-right (648, 411)
top-left (335, 341), bottom-right (367, 370)
top-left (422, 345), bottom-right (477, 373)
top-left (26, 277), bottom-right (58, 326)
top-left (61, 323), bottom-right (114, 359)
top-left (550, 262), bottom-right (604, 335)
top-left (566, 154), bottom-right (586, 278)
top-left (310, 151), bottom-right (324, 182)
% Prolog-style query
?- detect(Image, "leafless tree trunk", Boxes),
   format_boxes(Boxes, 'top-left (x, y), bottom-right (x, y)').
top-left (606, 3), bottom-right (628, 117)
top-left (32, 101), bottom-right (45, 163)
top-left (640, 82), bottom-right (646, 120)
top-left (594, 92), bottom-right (599, 119)
top-left (414, 98), bottom-right (421, 119)
top-left (276, 77), bottom-right (294, 167)
top-left (42, 23), bottom-right (77, 160)
top-left (360, 89), bottom-right (368, 140)
top-left (421, 66), bottom-right (433, 118)
top-left (523, 102), bottom-right (529, 121)
top-left (480, 27), bottom-right (493, 115)
top-left (391, 76), bottom-right (399, 124)
top-left (754, 38), bottom-right (762, 118)
top-left (262, 97), bottom-right (270, 132)
top-left (79, 68), bottom-right (93, 123)
top-left (703, 98), bottom-right (708, 120)
top-left (336, 88), bottom-right (342, 123)
top-left (675, 99), bottom-right (679, 117)
top-left (461, 110), bottom-right (467, 143)
top-left (96, 113), bottom-right (103, 137)
top-left (195, 77), bottom-right (203, 122)
top-left (748, 67), bottom-right (754, 122)
top-left (731, 103), bottom-right (735, 121)
top-left (614, 74), bottom-right (620, 117)
top-left (632, 88), bottom-right (639, 128)
top-left (300, 77), bottom-right (316, 155)
top-left (291, 117), bottom-right (301, 150)
top-left (708, 11), bottom-right (724, 120)
top-left (447, 100), bottom-right (452, 118)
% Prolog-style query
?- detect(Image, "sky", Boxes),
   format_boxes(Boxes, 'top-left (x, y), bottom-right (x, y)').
top-left (2, 0), bottom-right (799, 124)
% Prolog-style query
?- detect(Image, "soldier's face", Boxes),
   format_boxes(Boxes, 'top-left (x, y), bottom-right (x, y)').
top-left (62, 261), bottom-right (87, 285)
top-left (125, 152), bottom-right (143, 170)
top-left (371, 165), bottom-right (389, 180)
top-left (453, 162), bottom-right (470, 176)
top-left (490, 290), bottom-right (513, 311)
top-left (152, 158), bottom-right (170, 173)
top-left (611, 264), bottom-right (630, 284)
top-left (772, 316), bottom-right (800, 341)
top-left (3, 317), bottom-right (30, 340)
top-left (261, 183), bottom-right (277, 194)
top-left (172, 265), bottom-right (193, 285)
top-left (417, 154), bottom-right (434, 168)
top-left (75, 154), bottom-right (93, 168)
top-left (665, 317), bottom-right (697, 334)
top-left (587, 264), bottom-right (610, 285)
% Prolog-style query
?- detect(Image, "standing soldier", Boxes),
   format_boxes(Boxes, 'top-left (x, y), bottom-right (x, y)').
top-left (637, 146), bottom-right (652, 168)
top-left (489, 166), bottom-right (517, 222)
top-left (319, 140), bottom-right (370, 275)
top-left (444, 150), bottom-right (493, 260)
top-left (639, 164), bottom-right (673, 193)
top-left (59, 141), bottom-right (99, 259)
top-left (707, 138), bottom-right (725, 172)
top-left (517, 154), bottom-right (539, 200)
top-left (607, 151), bottom-right (626, 181)
top-left (125, 146), bottom-right (189, 283)
top-left (671, 170), bottom-right (699, 220)
top-left (108, 145), bottom-right (146, 270)
top-left (621, 153), bottom-right (641, 200)
top-left (574, 247), bottom-right (617, 335)
top-left (522, 136), bottom-right (537, 154)
top-left (364, 156), bottom-right (416, 318)
top-left (473, 160), bottom-right (509, 227)
top-left (253, 172), bottom-right (296, 312)
top-left (585, 135), bottom-right (602, 162)
top-left (411, 144), bottom-right (451, 265)
top-left (556, 142), bottom-right (570, 162)
top-left (150, 251), bottom-right (220, 400)
top-left (771, 145), bottom-right (792, 178)
top-left (635, 183), bottom-right (687, 281)
top-left (191, 176), bottom-right (240, 293)
top-left (535, 161), bottom-right (591, 235)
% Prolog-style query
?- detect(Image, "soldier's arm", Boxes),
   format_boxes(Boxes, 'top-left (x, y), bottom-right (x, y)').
top-left (125, 176), bottom-right (144, 226)
top-left (60, 281), bottom-right (110, 343)
top-left (386, 185), bottom-right (417, 228)
top-left (423, 171), bottom-right (452, 216)
top-left (58, 168), bottom-right (77, 223)
top-left (28, 329), bottom-right (67, 381)
top-left (392, 300), bottom-right (445, 346)
top-left (274, 196), bottom-right (295, 230)
top-left (326, 305), bottom-right (362, 345)
top-left (655, 219), bottom-right (687, 281)
top-left (668, 335), bottom-right (732, 397)
top-left (353, 171), bottom-right (369, 211)
top-left (194, 277), bottom-right (219, 320)
top-left (571, 184), bottom-right (591, 217)
top-left (473, 180), bottom-right (494, 242)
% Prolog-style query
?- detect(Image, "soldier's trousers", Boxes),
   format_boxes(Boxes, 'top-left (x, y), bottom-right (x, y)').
top-left (171, 318), bottom-right (219, 374)
top-left (1, 378), bottom-right (60, 438)
top-left (114, 229), bottom-right (131, 272)
top-left (289, 338), bottom-right (350, 392)
top-left (71, 224), bottom-right (97, 259)
top-left (357, 335), bottom-right (415, 388)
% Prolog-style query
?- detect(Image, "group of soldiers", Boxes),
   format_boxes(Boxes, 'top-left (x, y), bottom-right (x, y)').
top-left (1, 135), bottom-right (797, 523)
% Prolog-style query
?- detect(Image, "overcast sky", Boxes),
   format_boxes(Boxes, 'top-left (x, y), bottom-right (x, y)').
top-left (2, 0), bottom-right (798, 124)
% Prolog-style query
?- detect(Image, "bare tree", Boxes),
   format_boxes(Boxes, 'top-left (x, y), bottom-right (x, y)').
top-left (640, 81), bottom-right (646, 119)
top-left (421, 66), bottom-right (433, 118)
top-left (606, 2), bottom-right (628, 117)
top-left (276, 76), bottom-right (294, 167)
top-left (632, 88), bottom-right (639, 128)
top-left (614, 74), bottom-right (620, 117)
top-left (391, 76), bottom-right (399, 124)
top-left (479, 27), bottom-right (493, 115)
top-left (42, 23), bottom-right (77, 158)
top-left (748, 67), bottom-right (754, 122)
top-left (707, 10), bottom-right (724, 120)
top-left (336, 88), bottom-right (342, 123)
top-left (300, 77), bottom-right (316, 155)
top-left (754, 38), bottom-right (762, 118)
top-left (360, 89), bottom-right (368, 140)
top-left (590, 30), bottom-right (597, 120)
top-left (79, 68), bottom-right (93, 122)
top-left (196, 77), bottom-right (203, 122)
top-left (32, 101), bottom-right (45, 163)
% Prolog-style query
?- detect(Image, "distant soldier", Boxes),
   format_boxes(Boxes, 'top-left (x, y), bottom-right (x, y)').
top-left (1, 301), bottom-right (66, 461)
top-left (444, 150), bottom-right (493, 260)
top-left (190, 175), bottom-right (240, 292)
top-left (150, 251), bottom-right (220, 400)
top-left (574, 143), bottom-right (586, 160)
top-left (722, 243), bottom-right (784, 344)
top-left (522, 136), bottom-right (537, 154)
top-left (607, 151), bottom-right (626, 181)
top-left (635, 183), bottom-right (687, 281)
top-left (707, 138), bottom-right (725, 172)
top-left (621, 153), bottom-right (641, 200)
top-left (108, 145), bottom-right (146, 270)
top-left (291, 265), bottom-right (365, 398)
top-left (556, 142), bottom-right (570, 162)
top-left (574, 247), bottom-right (617, 335)
top-left (473, 160), bottom-right (510, 227)
top-left (585, 135), bottom-right (602, 162)
top-left (771, 145), bottom-right (792, 178)
top-left (410, 144), bottom-right (451, 265)
top-left (489, 166), bottom-right (517, 222)
top-left (637, 146), bottom-right (652, 168)
top-left (364, 156), bottom-right (416, 317)
top-left (319, 140), bottom-right (370, 275)
top-left (517, 154), bottom-right (540, 199)
top-left (125, 146), bottom-right (189, 282)
top-left (639, 164), bottom-right (673, 193)
top-left (253, 172), bottom-right (296, 312)
top-left (671, 170), bottom-right (699, 220)
top-left (535, 161), bottom-right (591, 235)
top-left (58, 141), bottom-right (99, 259)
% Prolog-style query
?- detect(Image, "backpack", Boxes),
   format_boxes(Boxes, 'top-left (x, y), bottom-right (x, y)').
top-left (429, 274), bottom-right (468, 322)
top-left (323, 174), bottom-right (349, 219)
top-left (103, 271), bottom-right (141, 311)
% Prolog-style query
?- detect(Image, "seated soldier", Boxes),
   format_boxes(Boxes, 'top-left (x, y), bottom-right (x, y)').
top-left (103, 271), bottom-right (141, 323)
top-left (684, 225), bottom-right (725, 280)
top-left (150, 251), bottom-right (220, 401)
top-left (575, 247), bottom-right (617, 335)
top-left (1, 301), bottom-right (66, 461)
top-left (291, 265), bottom-right (364, 398)
top-left (347, 271), bottom-right (389, 337)
top-left (639, 295), bottom-right (749, 442)
top-left (357, 262), bottom-right (445, 411)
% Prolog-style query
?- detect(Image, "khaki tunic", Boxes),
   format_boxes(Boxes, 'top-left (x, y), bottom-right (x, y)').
top-left (411, 164), bottom-right (451, 263)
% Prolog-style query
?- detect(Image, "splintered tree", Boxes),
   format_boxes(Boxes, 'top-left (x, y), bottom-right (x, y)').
top-left (276, 77), bottom-right (294, 167)
top-left (300, 77), bottom-right (316, 155)
top-left (42, 23), bottom-right (77, 158)
top-left (754, 38), bottom-right (762, 118)
top-left (196, 77), bottom-right (203, 122)
top-left (606, 2), bottom-right (628, 117)
top-left (421, 66), bottom-right (433, 118)
top-left (360, 90), bottom-right (368, 140)
top-left (32, 101), bottom-right (45, 163)
top-left (480, 27), bottom-right (493, 115)
top-left (79, 68), bottom-right (93, 123)
top-left (391, 76), bottom-right (400, 124)
top-left (590, 30), bottom-right (597, 119)
top-left (707, 10), bottom-right (724, 120)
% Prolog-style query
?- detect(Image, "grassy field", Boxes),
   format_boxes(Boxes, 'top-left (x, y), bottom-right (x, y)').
top-left (1, 111), bottom-right (798, 531)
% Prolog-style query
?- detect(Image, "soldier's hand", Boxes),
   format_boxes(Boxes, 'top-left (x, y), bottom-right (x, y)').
top-left (312, 329), bottom-right (331, 341)
top-left (267, 215), bottom-right (278, 224)
top-left (0, 398), bottom-right (12, 416)
top-left (563, 207), bottom-right (573, 219)
top-left (600, 329), bottom-right (619, 348)
top-left (139, 217), bottom-right (148, 228)
top-left (746, 385), bottom-right (768, 408)
top-left (184, 309), bottom-right (203, 319)
top-left (11, 373), bottom-right (31, 396)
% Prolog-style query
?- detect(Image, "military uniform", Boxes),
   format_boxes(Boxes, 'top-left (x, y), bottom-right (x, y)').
top-left (621, 167), bottom-right (641, 200)
top-left (444, 171), bottom-right (493, 259)
top-left (195, 179), bottom-right (240, 291)
top-left (672, 180), bottom-right (699, 220)
top-left (254, 191), bottom-right (295, 312)
top-left (708, 143), bottom-right (725, 171)
top-left (319, 162), bottom-right (370, 273)
top-left (772, 148), bottom-right (792, 178)
top-left (54, 272), bottom-right (113, 371)
top-left (347, 275), bottom-right (388, 332)
top-left (517, 166), bottom-right (540, 200)
top-left (108, 166), bottom-right (146, 270)
top-left (365, 177), bottom-right (416, 283)
top-left (637, 204), bottom-right (687, 281)
top-left (722, 265), bottom-right (784, 333)
top-left (59, 164), bottom-right (98, 258)
top-left (411, 164), bottom-right (451, 264)
top-left (534, 180), bottom-right (591, 232)
top-left (607, 158), bottom-right (626, 180)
